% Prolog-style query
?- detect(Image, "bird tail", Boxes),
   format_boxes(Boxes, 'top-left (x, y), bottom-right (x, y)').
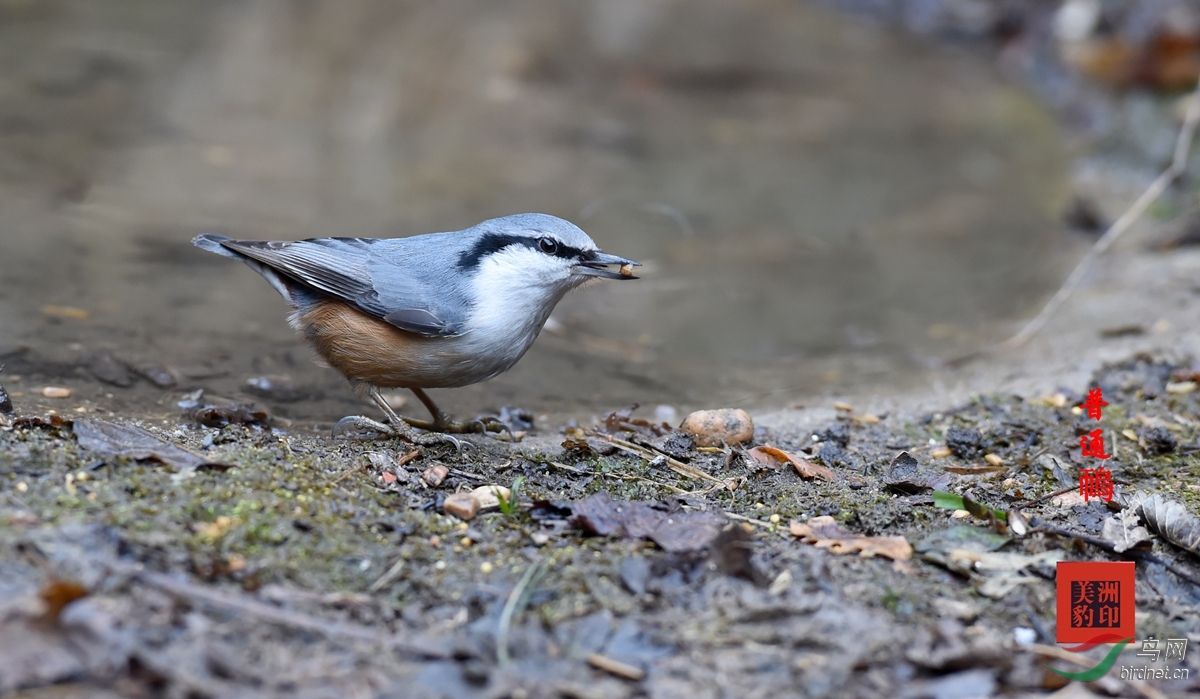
top-left (192, 233), bottom-right (298, 306)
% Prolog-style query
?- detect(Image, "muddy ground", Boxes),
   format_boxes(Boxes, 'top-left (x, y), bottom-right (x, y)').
top-left (2, 344), bottom-right (1200, 698)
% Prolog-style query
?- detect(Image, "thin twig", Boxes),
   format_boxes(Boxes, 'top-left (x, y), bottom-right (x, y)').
top-left (1031, 521), bottom-right (1200, 586)
top-left (1013, 484), bottom-right (1079, 508)
top-left (723, 511), bottom-right (775, 529)
top-left (135, 570), bottom-right (445, 658)
top-left (367, 558), bottom-right (406, 593)
top-left (587, 430), bottom-right (728, 486)
top-left (496, 559), bottom-right (550, 665)
top-left (999, 72), bottom-right (1200, 351)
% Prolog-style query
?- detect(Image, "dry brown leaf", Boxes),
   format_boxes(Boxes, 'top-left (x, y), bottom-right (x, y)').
top-left (1134, 492), bottom-right (1200, 554)
top-left (790, 515), bottom-right (913, 571)
top-left (1100, 509), bottom-right (1153, 553)
top-left (747, 446), bottom-right (835, 481)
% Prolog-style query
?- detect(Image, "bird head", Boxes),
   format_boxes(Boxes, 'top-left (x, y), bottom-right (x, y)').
top-left (458, 214), bottom-right (640, 292)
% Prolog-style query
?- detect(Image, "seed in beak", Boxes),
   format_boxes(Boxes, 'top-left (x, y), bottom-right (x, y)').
top-left (620, 263), bottom-right (634, 277)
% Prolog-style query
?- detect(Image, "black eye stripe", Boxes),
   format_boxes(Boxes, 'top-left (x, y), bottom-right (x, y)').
top-left (458, 232), bottom-right (589, 269)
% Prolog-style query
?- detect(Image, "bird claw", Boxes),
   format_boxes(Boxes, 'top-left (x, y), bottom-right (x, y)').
top-left (404, 414), bottom-right (512, 437)
top-left (332, 415), bottom-right (395, 439)
top-left (332, 415), bottom-right (466, 452)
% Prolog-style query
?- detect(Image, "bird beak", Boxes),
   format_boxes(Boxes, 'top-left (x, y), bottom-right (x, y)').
top-left (574, 251), bottom-right (641, 280)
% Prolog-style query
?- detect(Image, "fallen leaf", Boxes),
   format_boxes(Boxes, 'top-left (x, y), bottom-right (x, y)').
top-left (73, 418), bottom-right (234, 472)
top-left (885, 451), bottom-right (950, 494)
top-left (39, 580), bottom-right (89, 621)
top-left (535, 491), bottom-right (726, 552)
top-left (1133, 492), bottom-right (1200, 554)
top-left (1100, 509), bottom-right (1153, 553)
top-left (747, 445), bottom-right (835, 480)
top-left (789, 516), bottom-right (912, 571)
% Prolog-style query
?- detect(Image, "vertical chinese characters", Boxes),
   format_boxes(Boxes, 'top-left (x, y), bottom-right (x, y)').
top-left (1079, 388), bottom-right (1113, 502)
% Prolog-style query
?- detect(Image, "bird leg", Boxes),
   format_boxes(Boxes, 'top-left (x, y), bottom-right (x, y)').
top-left (402, 387), bottom-right (510, 435)
top-left (331, 386), bottom-right (462, 450)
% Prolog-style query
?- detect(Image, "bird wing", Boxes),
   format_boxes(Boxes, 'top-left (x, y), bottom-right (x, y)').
top-left (214, 236), bottom-right (466, 336)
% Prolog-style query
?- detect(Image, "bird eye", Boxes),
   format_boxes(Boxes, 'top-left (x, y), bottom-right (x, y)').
top-left (538, 237), bottom-right (559, 255)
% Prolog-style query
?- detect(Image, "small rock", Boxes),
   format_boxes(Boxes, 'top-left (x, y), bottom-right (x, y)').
top-left (945, 427), bottom-right (984, 458)
top-left (470, 484), bottom-right (510, 512)
top-left (679, 409), bottom-right (753, 447)
top-left (42, 386), bottom-right (72, 398)
top-left (136, 365), bottom-right (177, 388)
top-left (650, 430), bottom-right (696, 460)
top-left (531, 531), bottom-right (550, 546)
top-left (442, 493), bottom-right (479, 521)
top-left (86, 350), bottom-right (135, 387)
top-left (422, 464), bottom-right (449, 487)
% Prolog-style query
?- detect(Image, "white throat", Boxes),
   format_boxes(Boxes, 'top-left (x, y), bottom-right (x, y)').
top-left (462, 246), bottom-right (578, 364)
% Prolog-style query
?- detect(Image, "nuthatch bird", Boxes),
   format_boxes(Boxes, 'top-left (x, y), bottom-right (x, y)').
top-left (193, 213), bottom-right (639, 446)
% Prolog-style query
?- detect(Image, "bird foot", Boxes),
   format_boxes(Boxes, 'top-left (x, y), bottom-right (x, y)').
top-left (403, 413), bottom-right (512, 436)
top-left (332, 415), bottom-right (464, 451)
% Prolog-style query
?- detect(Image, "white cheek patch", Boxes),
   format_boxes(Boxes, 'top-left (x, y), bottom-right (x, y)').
top-left (464, 246), bottom-right (573, 350)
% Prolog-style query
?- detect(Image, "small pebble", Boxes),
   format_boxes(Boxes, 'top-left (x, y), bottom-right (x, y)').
top-left (679, 408), bottom-right (754, 447)
top-left (470, 484), bottom-right (510, 511)
top-left (16, 482), bottom-right (28, 492)
top-left (460, 537), bottom-right (472, 547)
top-left (434, 560), bottom-right (446, 570)
top-left (422, 464), bottom-right (449, 487)
top-left (480, 562), bottom-right (494, 574)
top-left (769, 514), bottom-right (781, 524)
top-left (443, 493), bottom-right (480, 521)
top-left (41, 386), bottom-right (72, 398)
top-left (531, 531), bottom-right (550, 546)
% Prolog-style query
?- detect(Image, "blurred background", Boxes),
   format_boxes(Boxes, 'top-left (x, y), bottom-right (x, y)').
top-left (0, 0), bottom-right (1194, 426)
